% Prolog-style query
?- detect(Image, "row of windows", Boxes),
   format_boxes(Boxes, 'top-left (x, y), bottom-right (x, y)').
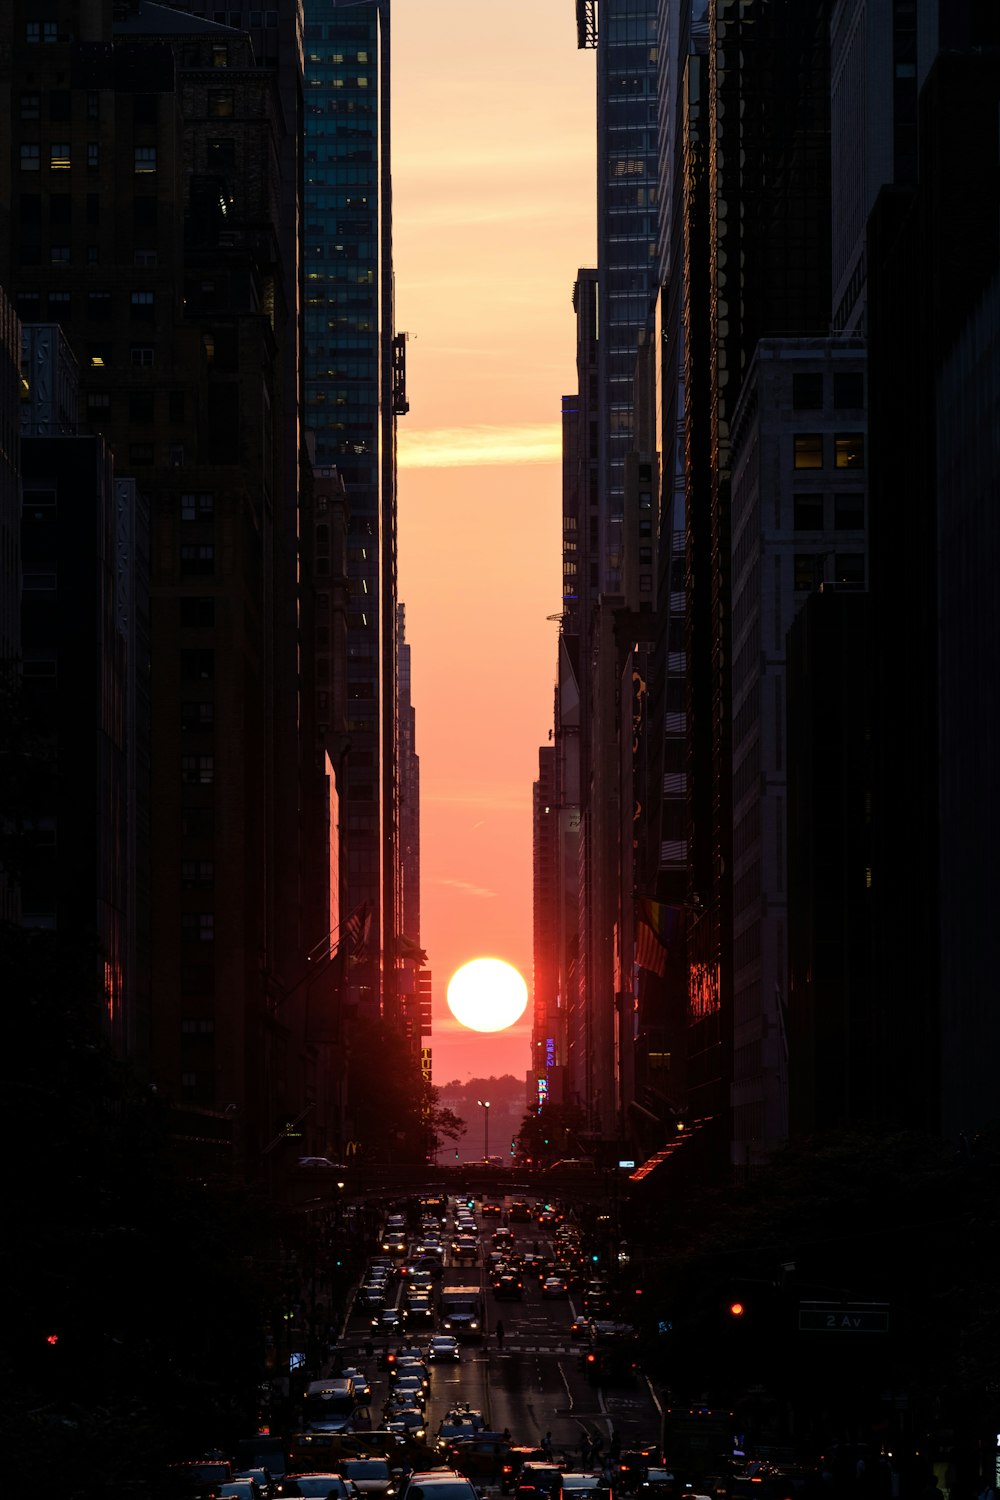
top-left (20, 144), bottom-right (156, 173)
top-left (794, 552), bottom-right (865, 590)
top-left (792, 370), bottom-right (864, 410)
top-left (793, 432), bottom-right (864, 469)
top-left (793, 493), bottom-right (865, 531)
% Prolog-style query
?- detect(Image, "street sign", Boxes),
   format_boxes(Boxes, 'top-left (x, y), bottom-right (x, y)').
top-left (798, 1304), bottom-right (889, 1333)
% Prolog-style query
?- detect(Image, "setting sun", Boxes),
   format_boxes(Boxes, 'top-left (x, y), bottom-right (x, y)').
top-left (446, 958), bottom-right (529, 1033)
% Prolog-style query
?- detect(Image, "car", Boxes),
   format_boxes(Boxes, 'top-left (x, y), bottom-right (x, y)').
top-left (235, 1470), bottom-right (276, 1498)
top-left (427, 1335), bottom-right (461, 1362)
top-left (494, 1272), bottom-right (524, 1300)
top-left (393, 1376), bottom-right (427, 1409)
top-left (451, 1236), bottom-right (479, 1262)
top-left (559, 1477), bottom-right (613, 1500)
top-left (374, 1308), bottom-right (405, 1335)
top-left (481, 1199), bottom-right (502, 1217)
top-left (397, 1471), bottom-right (481, 1500)
top-left (338, 1458), bottom-right (401, 1497)
top-left (340, 1367), bottom-right (373, 1401)
top-left (541, 1276), bottom-right (568, 1299)
top-left (446, 1435), bottom-right (513, 1480)
top-left (405, 1296), bottom-right (435, 1326)
top-left (441, 1405), bottom-right (486, 1430)
top-left (570, 1317), bottom-right (592, 1341)
top-left (170, 1461), bottom-right (234, 1495)
top-left (360, 1285), bottom-right (387, 1310)
top-left (436, 1420), bottom-right (480, 1453)
top-left (276, 1476), bottom-right (358, 1499)
top-left (635, 1471), bottom-right (676, 1499)
top-left (384, 1407), bottom-right (427, 1442)
top-left (509, 1199), bottom-right (533, 1222)
top-left (392, 1357), bottom-right (430, 1389)
top-left (220, 1484), bottom-right (264, 1500)
top-left (382, 1235), bottom-right (409, 1255)
top-left (518, 1465), bottom-right (564, 1500)
top-left (500, 1448), bottom-right (548, 1495)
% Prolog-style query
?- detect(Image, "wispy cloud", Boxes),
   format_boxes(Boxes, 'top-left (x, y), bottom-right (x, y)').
top-left (399, 422), bottom-right (561, 471)
top-left (435, 878), bottom-right (497, 900)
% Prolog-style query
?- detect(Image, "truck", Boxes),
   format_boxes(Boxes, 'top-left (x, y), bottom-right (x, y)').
top-left (438, 1284), bottom-right (485, 1341)
top-left (661, 1406), bottom-right (737, 1483)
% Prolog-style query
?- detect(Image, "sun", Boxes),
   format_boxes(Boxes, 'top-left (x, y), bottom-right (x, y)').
top-left (446, 958), bottom-right (528, 1033)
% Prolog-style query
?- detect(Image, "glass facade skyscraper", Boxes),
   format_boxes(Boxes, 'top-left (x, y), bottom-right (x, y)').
top-left (304, 0), bottom-right (397, 1011)
top-left (596, 0), bottom-right (661, 593)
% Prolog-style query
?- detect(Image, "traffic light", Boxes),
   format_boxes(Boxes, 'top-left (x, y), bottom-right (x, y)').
top-left (728, 1300), bottom-right (745, 1318)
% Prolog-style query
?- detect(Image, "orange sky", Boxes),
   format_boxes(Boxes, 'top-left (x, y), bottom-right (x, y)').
top-left (392, 5), bottom-right (596, 1086)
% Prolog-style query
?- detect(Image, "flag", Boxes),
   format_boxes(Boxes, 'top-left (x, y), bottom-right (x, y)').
top-left (638, 896), bottom-right (683, 947)
top-left (340, 901), bottom-right (372, 964)
top-left (397, 933), bottom-right (428, 966)
top-left (635, 918), bottom-right (668, 978)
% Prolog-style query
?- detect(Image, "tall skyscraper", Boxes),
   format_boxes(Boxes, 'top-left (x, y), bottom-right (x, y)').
top-left (303, 0), bottom-right (402, 1020)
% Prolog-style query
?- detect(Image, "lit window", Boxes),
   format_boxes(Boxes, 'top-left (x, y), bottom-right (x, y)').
top-left (212, 44), bottom-right (229, 67)
top-left (20, 144), bottom-right (40, 172)
top-left (134, 146), bottom-right (157, 174)
top-left (208, 90), bottom-right (234, 119)
top-left (835, 433), bottom-right (865, 469)
top-left (50, 142), bottom-right (71, 170)
top-left (50, 245), bottom-right (70, 266)
top-left (793, 434), bottom-right (823, 470)
top-left (182, 754), bottom-right (215, 785)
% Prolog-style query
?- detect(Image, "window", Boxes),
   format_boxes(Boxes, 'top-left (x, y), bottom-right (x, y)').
top-left (20, 144), bottom-right (40, 172)
top-left (128, 444), bottom-right (154, 466)
top-left (212, 44), bottom-right (229, 67)
top-left (131, 346), bottom-right (155, 367)
top-left (834, 494), bottom-right (865, 530)
top-left (134, 146), bottom-right (157, 174)
top-left (87, 392), bottom-right (111, 421)
top-left (793, 494), bottom-right (824, 530)
top-left (182, 912), bottom-right (215, 942)
top-left (130, 290), bottom-right (155, 319)
top-left (180, 597), bottom-right (215, 628)
top-left (86, 245), bottom-right (99, 265)
top-left (134, 197), bottom-right (157, 228)
top-left (207, 138), bottom-right (236, 169)
top-left (835, 433), bottom-right (865, 469)
top-left (181, 1017), bottom-right (216, 1034)
top-left (834, 553), bottom-right (865, 586)
top-left (793, 433), bottom-right (823, 469)
top-left (833, 371), bottom-right (864, 409)
top-left (50, 142), bottom-right (71, 170)
top-left (181, 492), bottom-right (214, 522)
top-left (88, 344), bottom-right (111, 368)
top-left (47, 290), bottom-right (71, 318)
top-left (640, 575), bottom-right (652, 592)
top-left (87, 91), bottom-right (99, 120)
top-left (208, 90), bottom-right (234, 119)
top-left (19, 193), bottom-right (41, 224)
top-left (44, 22), bottom-right (58, 41)
top-left (129, 391), bottom-right (154, 423)
top-left (88, 290), bottom-right (112, 321)
top-left (182, 754), bottom-right (215, 785)
top-left (15, 291), bottom-right (41, 320)
top-left (180, 545), bottom-right (215, 576)
top-left (50, 245), bottom-right (70, 266)
top-left (792, 373), bottom-right (823, 410)
top-left (181, 700), bottom-right (215, 730)
top-left (181, 649), bottom-right (214, 681)
top-left (134, 249), bottom-right (158, 267)
top-left (25, 22), bottom-right (40, 41)
top-left (20, 92), bottom-right (40, 120)
top-left (794, 554), bottom-right (820, 591)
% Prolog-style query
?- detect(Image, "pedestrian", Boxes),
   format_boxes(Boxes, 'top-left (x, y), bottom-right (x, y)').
top-left (542, 1431), bottom-right (554, 1458)
top-left (496, 1319), bottom-right (506, 1350)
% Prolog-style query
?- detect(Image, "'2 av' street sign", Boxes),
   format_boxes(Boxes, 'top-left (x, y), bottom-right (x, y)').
top-left (799, 1304), bottom-right (890, 1333)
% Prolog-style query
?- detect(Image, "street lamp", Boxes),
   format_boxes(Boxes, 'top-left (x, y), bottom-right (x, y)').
top-left (477, 1099), bottom-right (491, 1162)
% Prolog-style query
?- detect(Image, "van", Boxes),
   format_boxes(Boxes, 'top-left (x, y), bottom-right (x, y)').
top-left (302, 1376), bottom-right (357, 1433)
